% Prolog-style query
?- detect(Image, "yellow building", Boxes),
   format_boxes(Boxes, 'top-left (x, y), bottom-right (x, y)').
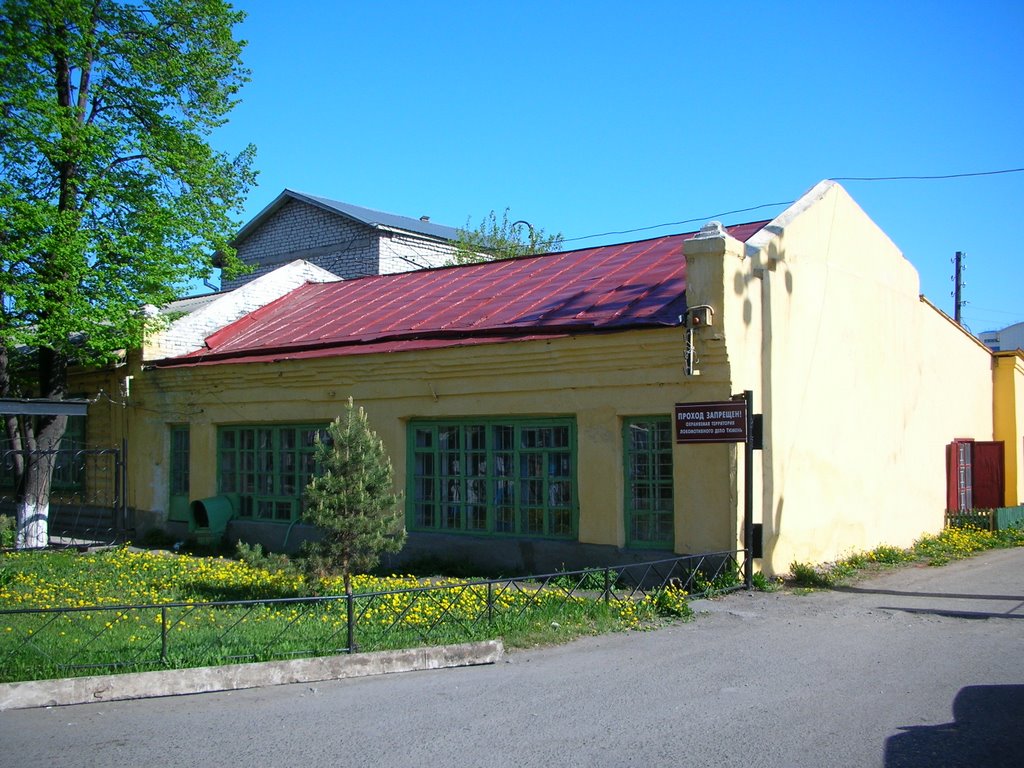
top-left (74, 181), bottom-right (1023, 575)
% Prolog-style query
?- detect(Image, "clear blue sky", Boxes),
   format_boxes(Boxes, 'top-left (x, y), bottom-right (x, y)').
top-left (209, 0), bottom-right (1023, 333)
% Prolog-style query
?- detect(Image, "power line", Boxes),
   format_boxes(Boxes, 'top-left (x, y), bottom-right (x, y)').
top-left (561, 166), bottom-right (1024, 244)
top-left (830, 167), bottom-right (1024, 182)
top-left (964, 306), bottom-right (1024, 317)
top-left (562, 201), bottom-right (794, 244)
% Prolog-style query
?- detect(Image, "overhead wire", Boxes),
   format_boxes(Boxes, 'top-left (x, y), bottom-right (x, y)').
top-left (560, 201), bottom-right (795, 244)
top-left (829, 167), bottom-right (1024, 182)
top-left (560, 165), bottom-right (1024, 244)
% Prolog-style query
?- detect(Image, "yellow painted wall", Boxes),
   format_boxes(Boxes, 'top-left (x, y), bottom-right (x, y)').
top-left (993, 352), bottom-right (1024, 505)
top-left (743, 182), bottom-right (995, 572)
top-left (90, 325), bottom-right (741, 555)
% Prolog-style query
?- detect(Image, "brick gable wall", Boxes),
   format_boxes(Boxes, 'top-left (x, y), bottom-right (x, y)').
top-left (222, 199), bottom-right (377, 290)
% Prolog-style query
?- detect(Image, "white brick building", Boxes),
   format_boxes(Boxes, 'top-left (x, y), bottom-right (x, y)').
top-left (217, 190), bottom-right (460, 291)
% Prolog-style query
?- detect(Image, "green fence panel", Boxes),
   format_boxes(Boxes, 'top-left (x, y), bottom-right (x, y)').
top-left (994, 505), bottom-right (1024, 531)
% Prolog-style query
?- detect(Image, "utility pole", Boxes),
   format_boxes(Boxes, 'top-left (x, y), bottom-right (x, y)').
top-left (952, 251), bottom-right (965, 325)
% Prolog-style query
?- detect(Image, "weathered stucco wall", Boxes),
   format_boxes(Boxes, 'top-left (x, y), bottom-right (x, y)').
top-left (744, 182), bottom-right (995, 571)
top-left (105, 325), bottom-right (739, 564)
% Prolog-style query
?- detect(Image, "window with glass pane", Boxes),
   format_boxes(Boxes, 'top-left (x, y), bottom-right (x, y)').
top-left (170, 426), bottom-right (190, 495)
top-left (624, 417), bottom-right (674, 548)
top-left (408, 418), bottom-right (577, 538)
top-left (218, 424), bottom-right (324, 522)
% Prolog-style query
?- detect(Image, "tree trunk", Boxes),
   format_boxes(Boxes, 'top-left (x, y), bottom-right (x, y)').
top-left (13, 409), bottom-right (67, 550)
top-left (9, 343), bottom-right (70, 550)
top-left (16, 449), bottom-right (58, 549)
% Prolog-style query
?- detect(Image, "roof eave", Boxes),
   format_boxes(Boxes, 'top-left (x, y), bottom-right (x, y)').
top-left (149, 318), bottom-right (682, 369)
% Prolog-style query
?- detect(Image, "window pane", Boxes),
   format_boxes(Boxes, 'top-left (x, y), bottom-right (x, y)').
top-left (443, 504), bottom-right (462, 530)
top-left (466, 426), bottom-right (486, 450)
top-left (280, 429), bottom-right (295, 450)
top-left (414, 478), bottom-right (433, 502)
top-left (551, 508), bottom-right (572, 536)
top-left (415, 453), bottom-right (435, 476)
top-left (495, 506), bottom-right (515, 533)
top-left (492, 425), bottom-right (514, 451)
top-left (468, 505), bottom-right (487, 531)
top-left (408, 419), bottom-right (576, 540)
top-left (625, 417), bottom-right (673, 548)
top-left (494, 453), bottom-right (512, 476)
top-left (525, 508), bottom-right (544, 534)
top-left (467, 478), bottom-right (486, 504)
top-left (494, 480), bottom-right (514, 506)
top-left (218, 424), bottom-right (324, 523)
top-left (654, 421), bottom-right (672, 449)
top-left (415, 504), bottom-right (435, 528)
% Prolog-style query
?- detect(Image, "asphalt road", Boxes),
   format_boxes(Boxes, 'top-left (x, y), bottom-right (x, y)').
top-left (2, 548), bottom-right (1022, 768)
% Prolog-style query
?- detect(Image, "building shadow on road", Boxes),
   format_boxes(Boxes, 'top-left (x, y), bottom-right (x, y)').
top-left (831, 585), bottom-right (1024, 620)
top-left (833, 586), bottom-right (1024, 602)
top-left (884, 685), bottom-right (1023, 768)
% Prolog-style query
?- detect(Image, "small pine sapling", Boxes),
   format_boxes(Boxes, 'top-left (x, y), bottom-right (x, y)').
top-left (302, 399), bottom-right (406, 594)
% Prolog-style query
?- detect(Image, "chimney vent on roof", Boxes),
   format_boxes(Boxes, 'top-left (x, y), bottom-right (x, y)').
top-left (420, 215), bottom-right (430, 222)
top-left (693, 221), bottom-right (727, 240)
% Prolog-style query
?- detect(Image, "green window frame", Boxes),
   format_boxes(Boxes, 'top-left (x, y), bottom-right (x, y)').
top-left (624, 417), bottom-right (674, 548)
top-left (170, 426), bottom-right (190, 497)
top-left (408, 418), bottom-right (577, 539)
top-left (217, 424), bottom-right (324, 522)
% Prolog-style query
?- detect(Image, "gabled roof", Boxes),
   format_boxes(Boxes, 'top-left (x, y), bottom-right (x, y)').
top-left (231, 189), bottom-right (460, 246)
top-left (157, 221), bottom-right (767, 367)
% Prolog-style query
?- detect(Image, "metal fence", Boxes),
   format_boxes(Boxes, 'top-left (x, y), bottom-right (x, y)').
top-left (0, 445), bottom-right (129, 547)
top-left (0, 550), bottom-right (745, 684)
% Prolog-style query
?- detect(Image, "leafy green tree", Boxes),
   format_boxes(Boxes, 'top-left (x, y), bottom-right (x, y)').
top-left (450, 207), bottom-right (563, 265)
top-left (302, 399), bottom-right (406, 595)
top-left (0, 0), bottom-right (255, 548)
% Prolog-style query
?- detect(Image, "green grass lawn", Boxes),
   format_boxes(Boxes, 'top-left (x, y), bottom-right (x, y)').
top-left (0, 547), bottom-right (691, 683)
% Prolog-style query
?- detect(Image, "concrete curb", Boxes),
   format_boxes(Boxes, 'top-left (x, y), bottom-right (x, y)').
top-left (0, 639), bottom-right (504, 711)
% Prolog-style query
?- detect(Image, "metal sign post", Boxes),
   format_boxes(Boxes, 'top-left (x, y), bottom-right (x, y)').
top-left (738, 390), bottom-right (754, 589)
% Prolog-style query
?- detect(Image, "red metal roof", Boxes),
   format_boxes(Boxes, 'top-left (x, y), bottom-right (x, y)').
top-left (159, 222), bottom-right (768, 367)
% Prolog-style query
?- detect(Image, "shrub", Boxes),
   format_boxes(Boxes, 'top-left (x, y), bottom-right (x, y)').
top-left (650, 587), bottom-right (693, 618)
top-left (0, 515), bottom-right (14, 549)
top-left (751, 570), bottom-right (781, 591)
top-left (235, 541), bottom-right (297, 579)
top-left (789, 560), bottom-right (836, 588)
top-left (868, 545), bottom-right (916, 565)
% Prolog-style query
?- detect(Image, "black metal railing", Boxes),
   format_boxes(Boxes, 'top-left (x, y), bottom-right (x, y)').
top-left (0, 550), bottom-right (745, 684)
top-left (0, 444), bottom-right (129, 546)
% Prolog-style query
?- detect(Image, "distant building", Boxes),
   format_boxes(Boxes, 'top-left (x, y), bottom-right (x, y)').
top-left (215, 189), bottom-right (460, 291)
top-left (979, 321), bottom-right (1024, 353)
